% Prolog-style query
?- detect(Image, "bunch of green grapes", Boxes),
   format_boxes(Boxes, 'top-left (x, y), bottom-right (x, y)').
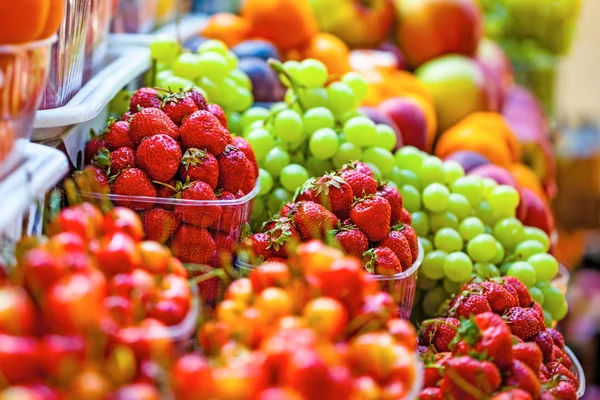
top-left (387, 147), bottom-right (566, 326)
top-left (238, 59), bottom-right (398, 227)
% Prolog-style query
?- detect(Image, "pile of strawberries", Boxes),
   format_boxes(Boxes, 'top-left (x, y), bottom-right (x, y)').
top-left (418, 277), bottom-right (580, 400)
top-left (242, 162), bottom-right (419, 276)
top-left (82, 87), bottom-right (258, 266)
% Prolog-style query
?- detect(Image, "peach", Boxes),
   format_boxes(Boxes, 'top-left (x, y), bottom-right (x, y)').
top-left (378, 97), bottom-right (429, 151)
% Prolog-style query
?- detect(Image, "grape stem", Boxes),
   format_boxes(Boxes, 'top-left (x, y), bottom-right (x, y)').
top-left (268, 58), bottom-right (307, 113)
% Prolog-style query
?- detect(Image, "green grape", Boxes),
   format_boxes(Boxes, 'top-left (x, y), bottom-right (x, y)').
top-left (172, 53), bottom-right (201, 80)
top-left (332, 142), bottom-right (362, 169)
top-left (226, 112), bottom-right (242, 135)
top-left (198, 77), bottom-right (220, 103)
top-left (422, 183), bottom-right (450, 213)
top-left (499, 262), bottom-right (512, 276)
top-left (387, 168), bottom-right (420, 189)
top-left (281, 61), bottom-right (300, 87)
top-left (422, 250), bottom-right (448, 280)
top-left (434, 228), bottom-right (463, 253)
top-left (400, 185), bottom-right (421, 212)
top-left (386, 181), bottom-right (398, 190)
top-left (528, 253), bottom-right (559, 281)
top-left (273, 109), bottom-right (303, 143)
top-left (458, 217), bottom-right (485, 241)
top-left (309, 128), bottom-right (339, 160)
top-left (108, 89), bottom-right (131, 115)
top-left (296, 59), bottom-right (328, 88)
top-left (412, 212), bottom-right (430, 236)
top-left (421, 157), bottom-right (445, 186)
top-left (232, 87), bottom-right (253, 112)
top-left (474, 200), bottom-right (496, 226)
top-left (305, 158), bottom-right (333, 176)
top-left (364, 163), bottom-right (382, 180)
top-left (543, 310), bottom-right (553, 327)
top-left (523, 227), bottom-right (551, 251)
top-left (474, 262), bottom-right (500, 279)
top-left (515, 240), bottom-right (546, 260)
top-left (552, 301), bottom-right (568, 321)
top-left (303, 107), bottom-right (335, 135)
top-left (327, 81), bottom-right (355, 113)
top-left (270, 102), bottom-right (287, 113)
top-left (363, 147), bottom-right (395, 176)
top-left (451, 176), bottom-right (484, 206)
top-left (430, 212), bottom-right (459, 232)
top-left (373, 124), bottom-right (397, 152)
top-left (343, 117), bottom-right (376, 148)
top-left (507, 261), bottom-right (536, 287)
top-left (301, 88), bottom-right (329, 109)
top-left (482, 178), bottom-right (498, 199)
top-left (339, 110), bottom-right (363, 125)
top-left (493, 218), bottom-right (524, 250)
top-left (420, 237), bottom-right (433, 254)
top-left (218, 77), bottom-right (239, 108)
top-left (197, 39), bottom-right (228, 55)
top-left (342, 71), bottom-right (368, 101)
top-left (448, 193), bottom-right (471, 219)
top-left (467, 234), bottom-right (497, 262)
top-left (469, 273), bottom-right (483, 284)
top-left (418, 274), bottom-right (438, 290)
top-left (443, 277), bottom-right (462, 294)
top-left (490, 241), bottom-right (505, 265)
top-left (423, 287), bottom-right (447, 317)
top-left (155, 69), bottom-right (174, 83)
top-left (228, 70), bottom-right (252, 92)
top-left (289, 150), bottom-right (306, 166)
top-left (252, 197), bottom-right (266, 219)
top-left (224, 51), bottom-right (239, 70)
top-left (542, 286), bottom-right (565, 314)
top-left (267, 188), bottom-right (291, 213)
top-left (394, 146), bottom-right (425, 174)
top-left (443, 252), bottom-right (473, 283)
top-left (489, 185), bottom-right (520, 215)
top-left (529, 287), bottom-right (544, 305)
top-left (263, 147), bottom-right (290, 178)
top-left (197, 52), bottom-right (229, 79)
top-left (258, 168), bottom-right (274, 195)
top-left (280, 164), bottom-right (310, 192)
top-left (242, 120), bottom-right (265, 137)
top-left (150, 36), bottom-right (181, 64)
top-left (443, 161), bottom-right (465, 185)
top-left (246, 128), bottom-right (275, 161)
top-left (161, 76), bottom-right (195, 93)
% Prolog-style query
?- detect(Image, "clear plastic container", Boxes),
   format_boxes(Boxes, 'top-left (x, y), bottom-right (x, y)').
top-left (40, 0), bottom-right (92, 110)
top-left (111, 0), bottom-right (159, 34)
top-left (564, 346), bottom-right (586, 398)
top-left (0, 36), bottom-right (56, 175)
top-left (83, 0), bottom-right (114, 82)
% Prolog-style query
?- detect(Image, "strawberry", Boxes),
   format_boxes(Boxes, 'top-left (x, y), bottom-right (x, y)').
top-left (212, 191), bottom-right (238, 233)
top-left (547, 361), bottom-right (579, 388)
top-left (363, 247), bottom-right (401, 275)
top-left (175, 181), bottom-right (221, 228)
top-left (492, 389), bottom-right (534, 400)
top-left (129, 87), bottom-right (161, 112)
top-left (552, 345), bottom-right (573, 370)
top-left (531, 302), bottom-right (546, 330)
top-left (104, 120), bottom-right (133, 150)
top-left (377, 183), bottom-right (403, 224)
top-left (304, 173), bottom-right (354, 220)
top-left (242, 233), bottom-right (273, 263)
top-left (280, 203), bottom-right (293, 218)
top-left (450, 294), bottom-right (493, 319)
top-left (179, 148), bottom-right (219, 189)
top-left (85, 136), bottom-right (106, 164)
top-left (161, 93), bottom-right (198, 126)
top-left (546, 328), bottom-right (565, 349)
top-left (502, 276), bottom-right (533, 307)
top-left (400, 224), bottom-right (418, 261)
top-left (208, 103), bottom-right (227, 129)
top-left (266, 218), bottom-right (301, 258)
top-left (212, 233), bottom-right (236, 267)
top-left (504, 307), bottom-right (542, 340)
top-left (233, 136), bottom-right (258, 176)
top-left (111, 168), bottom-right (157, 209)
top-left (419, 318), bottom-right (459, 352)
top-left (121, 112), bottom-right (132, 121)
top-left (156, 180), bottom-right (178, 210)
top-left (217, 145), bottom-right (250, 193)
top-left (186, 89), bottom-right (208, 111)
top-left (418, 388), bottom-right (444, 400)
top-left (350, 195), bottom-right (391, 242)
top-left (95, 147), bottom-right (136, 175)
top-left (452, 313), bottom-right (513, 368)
top-left (380, 229), bottom-right (413, 271)
top-left (400, 208), bottom-right (412, 224)
top-left (171, 225), bottom-right (216, 264)
top-left (472, 280), bottom-right (518, 314)
top-left (542, 381), bottom-right (577, 400)
top-left (129, 108), bottom-right (180, 146)
top-left (533, 331), bottom-right (556, 362)
top-left (135, 134), bottom-right (182, 182)
top-left (342, 161), bottom-right (374, 177)
top-left (339, 169), bottom-right (377, 197)
top-left (142, 208), bottom-right (180, 244)
top-left (240, 158), bottom-right (257, 194)
top-left (440, 356), bottom-right (501, 400)
top-left (290, 201), bottom-right (339, 240)
top-left (180, 110), bottom-right (230, 156)
top-left (513, 342), bottom-right (543, 373)
top-left (79, 165), bottom-right (110, 193)
top-left (504, 360), bottom-right (541, 399)
top-left (423, 352), bottom-right (452, 388)
top-left (333, 225), bottom-right (368, 258)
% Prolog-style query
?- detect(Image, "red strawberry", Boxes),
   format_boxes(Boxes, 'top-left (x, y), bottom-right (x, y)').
top-left (342, 161), bottom-right (374, 177)
top-left (377, 184), bottom-right (403, 223)
top-left (502, 276), bottom-right (533, 307)
top-left (533, 331), bottom-right (556, 362)
top-left (339, 169), bottom-right (377, 197)
top-left (419, 388), bottom-right (444, 400)
top-left (142, 208), bottom-right (180, 244)
top-left (504, 307), bottom-right (542, 340)
top-left (380, 229), bottom-right (413, 271)
top-left (453, 313), bottom-right (513, 368)
top-left (280, 203), bottom-right (293, 218)
top-left (305, 173), bottom-right (354, 220)
top-left (333, 225), bottom-right (368, 258)
top-left (156, 180), bottom-right (178, 210)
top-left (129, 87), bottom-right (161, 112)
top-left (542, 381), bottom-right (577, 400)
top-left (208, 103), bottom-right (227, 129)
top-left (217, 145), bottom-right (250, 193)
top-left (531, 302), bottom-right (546, 330)
top-left (186, 89), bottom-right (208, 111)
top-left (104, 120), bottom-right (133, 150)
top-left (400, 224), bottom-right (418, 261)
top-left (135, 134), bottom-right (182, 182)
top-left (161, 93), bottom-right (198, 126)
top-left (121, 112), bottom-right (132, 121)
top-left (546, 328), bottom-right (565, 349)
top-left (513, 342), bottom-right (543, 373)
top-left (129, 108), bottom-right (180, 146)
top-left (423, 352), bottom-right (452, 388)
top-left (179, 148), bottom-right (219, 189)
top-left (95, 147), bottom-right (136, 175)
top-left (212, 233), bottom-right (236, 267)
top-left (547, 361), bottom-right (579, 388)
top-left (180, 110), bottom-right (230, 156)
top-left (291, 201), bottom-right (339, 240)
top-left (233, 136), bottom-right (258, 175)
top-left (240, 158), bottom-right (257, 194)
top-left (350, 195), bottom-right (391, 242)
top-left (79, 165), bottom-right (110, 193)
top-left (472, 280), bottom-right (518, 314)
top-left (441, 356), bottom-right (501, 400)
top-left (400, 208), bottom-right (412, 224)
top-left (111, 168), bottom-right (157, 209)
top-left (504, 360), bottom-right (541, 399)
top-left (175, 181), bottom-right (221, 228)
top-left (85, 136), bottom-right (106, 164)
top-left (552, 345), bottom-right (573, 370)
top-left (492, 389), bottom-right (534, 400)
top-left (450, 294), bottom-right (493, 319)
top-left (212, 191), bottom-right (238, 233)
top-left (171, 225), bottom-right (216, 264)
top-left (242, 233), bottom-right (273, 263)
top-left (266, 219), bottom-right (301, 258)
top-left (363, 247), bottom-right (401, 276)
top-left (419, 318), bottom-right (459, 352)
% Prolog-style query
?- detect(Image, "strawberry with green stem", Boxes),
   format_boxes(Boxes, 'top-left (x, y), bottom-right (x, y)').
top-left (217, 145), bottom-right (250, 194)
top-left (350, 194), bottom-right (391, 242)
top-left (377, 183), bottom-right (403, 224)
top-left (303, 173), bottom-right (354, 220)
top-left (103, 119), bottom-right (133, 150)
top-left (111, 168), bottom-right (157, 210)
top-left (290, 201), bottom-right (339, 241)
top-left (160, 91), bottom-right (198, 126)
top-left (331, 224), bottom-right (368, 258)
top-left (179, 148), bottom-right (219, 189)
top-left (135, 133), bottom-right (182, 183)
top-left (174, 181), bottom-right (221, 228)
top-left (440, 356), bottom-right (502, 400)
top-left (129, 87), bottom-right (161, 113)
top-left (380, 225), bottom-right (414, 271)
top-left (363, 247), bottom-right (402, 276)
top-left (94, 147), bottom-right (136, 176)
top-left (180, 110), bottom-right (230, 156)
top-left (129, 107), bottom-right (180, 147)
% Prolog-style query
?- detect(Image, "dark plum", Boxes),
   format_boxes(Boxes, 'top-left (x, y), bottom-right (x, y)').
top-left (232, 40), bottom-right (281, 61)
top-left (238, 57), bottom-right (284, 103)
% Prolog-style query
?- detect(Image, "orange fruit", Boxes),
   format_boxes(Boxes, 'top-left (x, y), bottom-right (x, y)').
top-left (298, 33), bottom-right (351, 76)
top-left (201, 13), bottom-right (250, 48)
top-left (509, 163), bottom-right (546, 201)
top-left (39, 0), bottom-right (65, 39)
top-left (0, 0), bottom-right (51, 44)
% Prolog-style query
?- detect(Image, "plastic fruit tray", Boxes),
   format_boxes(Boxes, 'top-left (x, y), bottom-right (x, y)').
top-left (565, 346), bottom-right (586, 398)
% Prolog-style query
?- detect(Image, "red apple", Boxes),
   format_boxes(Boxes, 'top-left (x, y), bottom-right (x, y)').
top-left (469, 164), bottom-right (518, 188)
top-left (378, 97), bottom-right (428, 150)
top-left (519, 188), bottom-right (555, 235)
top-left (359, 106), bottom-right (403, 150)
top-left (443, 151), bottom-right (491, 173)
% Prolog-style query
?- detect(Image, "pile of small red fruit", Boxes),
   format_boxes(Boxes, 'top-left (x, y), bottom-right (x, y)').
top-left (173, 240), bottom-right (420, 400)
top-left (82, 87), bottom-right (259, 266)
top-left (417, 277), bottom-right (580, 400)
top-left (0, 204), bottom-right (196, 399)
top-left (242, 161), bottom-right (419, 276)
